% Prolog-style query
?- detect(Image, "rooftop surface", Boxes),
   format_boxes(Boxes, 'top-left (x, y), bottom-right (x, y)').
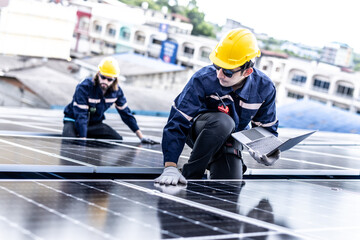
top-left (277, 99), bottom-right (360, 134)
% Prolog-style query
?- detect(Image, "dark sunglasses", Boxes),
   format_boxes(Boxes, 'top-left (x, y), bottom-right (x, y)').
top-left (99, 73), bottom-right (116, 82)
top-left (213, 64), bottom-right (242, 78)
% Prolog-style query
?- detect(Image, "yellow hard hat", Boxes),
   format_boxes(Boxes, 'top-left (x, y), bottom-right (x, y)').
top-left (98, 57), bottom-right (120, 77)
top-left (209, 28), bottom-right (261, 69)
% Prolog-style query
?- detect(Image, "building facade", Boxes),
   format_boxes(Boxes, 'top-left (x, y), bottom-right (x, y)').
top-left (69, 0), bottom-right (217, 70)
top-left (320, 42), bottom-right (354, 68)
top-left (70, 1), bottom-right (360, 115)
top-left (258, 54), bottom-right (360, 114)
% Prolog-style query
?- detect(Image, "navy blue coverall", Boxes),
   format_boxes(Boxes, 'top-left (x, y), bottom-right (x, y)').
top-left (63, 78), bottom-right (139, 139)
top-left (162, 65), bottom-right (278, 178)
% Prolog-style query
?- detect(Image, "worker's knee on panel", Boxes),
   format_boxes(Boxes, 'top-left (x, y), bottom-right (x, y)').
top-left (209, 145), bottom-right (245, 179)
top-left (213, 113), bottom-right (235, 138)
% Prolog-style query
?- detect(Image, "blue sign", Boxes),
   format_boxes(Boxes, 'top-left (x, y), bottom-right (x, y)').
top-left (160, 40), bottom-right (178, 64)
top-left (159, 23), bottom-right (168, 33)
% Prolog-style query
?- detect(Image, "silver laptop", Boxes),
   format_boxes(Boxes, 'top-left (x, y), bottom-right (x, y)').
top-left (231, 127), bottom-right (316, 156)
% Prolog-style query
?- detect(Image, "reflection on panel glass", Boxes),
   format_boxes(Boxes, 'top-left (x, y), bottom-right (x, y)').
top-left (0, 180), bottom-right (296, 240)
top-left (0, 136), bottom-right (164, 168)
top-left (132, 180), bottom-right (360, 240)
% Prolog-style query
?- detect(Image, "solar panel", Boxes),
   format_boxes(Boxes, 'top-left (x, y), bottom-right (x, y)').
top-left (0, 179), bottom-right (358, 239)
top-left (0, 107), bottom-right (359, 177)
top-left (0, 107), bottom-right (360, 239)
top-left (124, 179), bottom-right (360, 239)
top-left (0, 135), bottom-right (164, 174)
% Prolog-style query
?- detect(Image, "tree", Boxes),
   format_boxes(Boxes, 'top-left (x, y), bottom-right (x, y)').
top-left (186, 7), bottom-right (214, 37)
top-left (118, 0), bottom-right (215, 37)
top-left (354, 63), bottom-right (360, 72)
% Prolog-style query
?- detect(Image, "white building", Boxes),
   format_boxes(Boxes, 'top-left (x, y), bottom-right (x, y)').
top-left (280, 42), bottom-right (320, 60)
top-left (321, 42), bottom-right (354, 68)
top-left (0, 0), bottom-right (76, 59)
top-left (70, 0), bottom-right (217, 70)
top-left (258, 53), bottom-right (360, 114)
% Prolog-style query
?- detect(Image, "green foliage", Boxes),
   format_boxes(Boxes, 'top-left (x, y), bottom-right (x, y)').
top-left (262, 37), bottom-right (286, 46)
top-left (353, 53), bottom-right (360, 64)
top-left (354, 63), bottom-right (360, 72)
top-left (118, 0), bottom-right (215, 37)
top-left (194, 22), bottom-right (215, 38)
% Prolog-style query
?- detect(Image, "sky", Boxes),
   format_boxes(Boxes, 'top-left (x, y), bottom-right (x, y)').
top-left (195, 0), bottom-right (360, 53)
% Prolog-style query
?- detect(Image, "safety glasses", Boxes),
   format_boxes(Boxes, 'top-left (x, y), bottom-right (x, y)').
top-left (99, 73), bottom-right (116, 82)
top-left (213, 64), bottom-right (242, 78)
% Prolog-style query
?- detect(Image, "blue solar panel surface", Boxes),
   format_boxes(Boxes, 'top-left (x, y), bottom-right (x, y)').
top-left (0, 107), bottom-right (359, 239)
top-left (0, 179), bottom-right (359, 240)
top-left (0, 107), bottom-right (359, 176)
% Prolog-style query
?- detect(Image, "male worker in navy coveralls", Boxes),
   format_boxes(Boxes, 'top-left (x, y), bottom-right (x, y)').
top-left (155, 28), bottom-right (280, 185)
top-left (63, 57), bottom-right (157, 144)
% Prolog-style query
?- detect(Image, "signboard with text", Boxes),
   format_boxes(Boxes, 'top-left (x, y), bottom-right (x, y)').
top-left (159, 23), bottom-right (168, 33)
top-left (160, 40), bottom-right (178, 64)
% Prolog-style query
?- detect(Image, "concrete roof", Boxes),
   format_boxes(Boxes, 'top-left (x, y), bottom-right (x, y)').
top-left (79, 53), bottom-right (186, 76)
top-left (6, 66), bottom-right (78, 106)
top-left (0, 54), bottom-right (180, 111)
top-left (120, 84), bottom-right (178, 112)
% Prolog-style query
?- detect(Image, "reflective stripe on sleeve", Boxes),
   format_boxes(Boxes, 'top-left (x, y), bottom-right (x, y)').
top-left (73, 102), bottom-right (89, 110)
top-left (172, 102), bottom-right (193, 121)
top-left (105, 98), bottom-right (117, 103)
top-left (88, 98), bottom-right (101, 104)
top-left (115, 103), bottom-right (128, 110)
top-left (239, 100), bottom-right (263, 110)
top-left (251, 119), bottom-right (278, 127)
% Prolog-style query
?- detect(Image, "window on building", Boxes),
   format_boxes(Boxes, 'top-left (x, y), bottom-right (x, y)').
top-left (356, 109), bottom-right (360, 115)
top-left (79, 18), bottom-right (89, 30)
top-left (152, 39), bottom-right (162, 45)
top-left (199, 49), bottom-right (211, 62)
top-left (287, 92), bottom-right (304, 99)
top-left (201, 50), bottom-right (210, 59)
top-left (291, 75), bottom-right (307, 85)
top-left (336, 85), bottom-right (354, 98)
top-left (313, 79), bottom-right (330, 92)
top-left (332, 102), bottom-right (349, 111)
top-left (184, 46), bottom-right (194, 55)
top-left (181, 62), bottom-right (194, 69)
top-left (262, 66), bottom-right (268, 71)
top-left (107, 28), bottom-right (116, 37)
top-left (119, 27), bottom-right (130, 40)
top-left (275, 67), bottom-right (281, 72)
top-left (94, 24), bottom-right (102, 33)
top-left (309, 97), bottom-right (327, 104)
top-left (135, 34), bottom-right (145, 44)
top-left (105, 42), bottom-right (116, 49)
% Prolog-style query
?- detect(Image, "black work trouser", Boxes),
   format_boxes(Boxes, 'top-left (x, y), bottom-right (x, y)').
top-left (62, 121), bottom-right (123, 140)
top-left (182, 112), bottom-right (244, 179)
